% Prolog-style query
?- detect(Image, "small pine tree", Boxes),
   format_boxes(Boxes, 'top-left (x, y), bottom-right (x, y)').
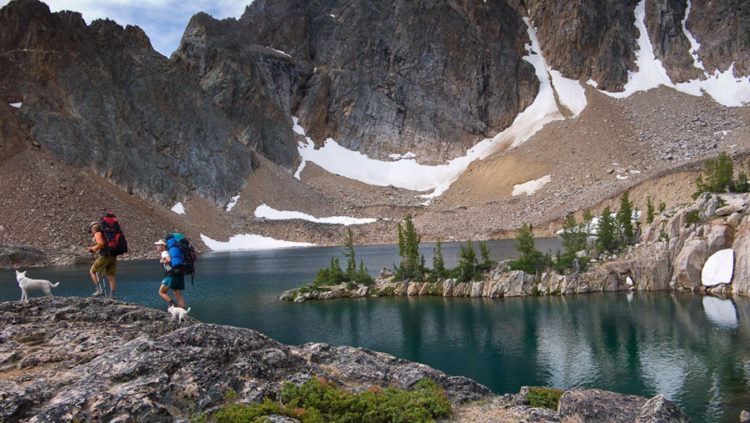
top-left (560, 214), bottom-right (587, 255)
top-left (646, 195), bottom-right (655, 224)
top-left (457, 240), bottom-right (478, 282)
top-left (477, 240), bottom-right (495, 272)
top-left (658, 200), bottom-right (667, 213)
top-left (509, 223), bottom-right (546, 274)
top-left (582, 210), bottom-right (594, 235)
top-left (616, 191), bottom-right (635, 244)
top-left (735, 171), bottom-right (750, 193)
top-left (597, 207), bottom-right (618, 252)
top-left (694, 152), bottom-right (734, 198)
top-left (396, 214), bottom-right (423, 280)
top-left (343, 228), bottom-right (357, 280)
top-left (355, 259), bottom-right (373, 285)
top-left (431, 241), bottom-right (447, 280)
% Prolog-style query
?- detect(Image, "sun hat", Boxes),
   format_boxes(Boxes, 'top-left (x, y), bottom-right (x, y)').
top-left (154, 239), bottom-right (166, 246)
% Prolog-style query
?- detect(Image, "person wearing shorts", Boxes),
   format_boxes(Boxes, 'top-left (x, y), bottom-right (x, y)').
top-left (155, 239), bottom-right (186, 308)
top-left (88, 222), bottom-right (117, 296)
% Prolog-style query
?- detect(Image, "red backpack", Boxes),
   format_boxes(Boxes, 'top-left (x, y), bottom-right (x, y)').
top-left (99, 213), bottom-right (128, 256)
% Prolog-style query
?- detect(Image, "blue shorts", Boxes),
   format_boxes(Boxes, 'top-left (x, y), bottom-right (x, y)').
top-left (161, 273), bottom-right (185, 290)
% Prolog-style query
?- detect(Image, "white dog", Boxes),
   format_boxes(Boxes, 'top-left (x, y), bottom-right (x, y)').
top-left (15, 270), bottom-right (60, 301)
top-left (167, 304), bottom-right (191, 323)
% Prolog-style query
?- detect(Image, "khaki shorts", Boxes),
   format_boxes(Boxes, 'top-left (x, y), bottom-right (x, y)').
top-left (91, 255), bottom-right (117, 277)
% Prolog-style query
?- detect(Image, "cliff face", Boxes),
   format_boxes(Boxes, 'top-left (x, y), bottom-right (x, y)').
top-left (525, 0), bottom-right (640, 91)
top-left (0, 0), bottom-right (254, 206)
top-left (173, 0), bottom-right (539, 162)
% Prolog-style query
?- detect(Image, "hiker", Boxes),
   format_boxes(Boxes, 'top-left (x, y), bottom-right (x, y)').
top-left (155, 239), bottom-right (186, 308)
top-left (88, 222), bottom-right (117, 296)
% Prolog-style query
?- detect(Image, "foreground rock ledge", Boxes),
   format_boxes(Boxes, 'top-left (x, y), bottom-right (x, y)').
top-left (0, 298), bottom-right (687, 422)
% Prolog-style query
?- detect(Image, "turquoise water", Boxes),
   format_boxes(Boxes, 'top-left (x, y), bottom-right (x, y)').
top-left (2, 239), bottom-right (749, 422)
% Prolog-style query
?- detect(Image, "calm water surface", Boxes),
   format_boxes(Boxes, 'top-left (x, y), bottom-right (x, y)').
top-left (1, 239), bottom-right (749, 422)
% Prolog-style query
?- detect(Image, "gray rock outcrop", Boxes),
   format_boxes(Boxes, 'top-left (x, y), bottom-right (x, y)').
top-left (0, 297), bottom-right (490, 422)
top-left (559, 389), bottom-right (689, 423)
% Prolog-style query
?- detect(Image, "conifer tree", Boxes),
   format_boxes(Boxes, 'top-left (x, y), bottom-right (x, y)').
top-left (477, 240), bottom-right (495, 272)
top-left (343, 228), bottom-right (357, 280)
top-left (561, 214), bottom-right (587, 254)
top-left (396, 214), bottom-right (423, 280)
top-left (509, 223), bottom-right (545, 274)
top-left (616, 191), bottom-right (634, 244)
top-left (597, 207), bottom-right (617, 252)
top-left (457, 240), bottom-right (478, 282)
top-left (646, 195), bottom-right (655, 224)
top-left (431, 241), bottom-right (447, 280)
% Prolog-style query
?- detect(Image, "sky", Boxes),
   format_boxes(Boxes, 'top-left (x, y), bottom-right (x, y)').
top-left (0, 0), bottom-right (251, 56)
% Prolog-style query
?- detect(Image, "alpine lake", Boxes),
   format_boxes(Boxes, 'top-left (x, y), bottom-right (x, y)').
top-left (1, 238), bottom-right (749, 422)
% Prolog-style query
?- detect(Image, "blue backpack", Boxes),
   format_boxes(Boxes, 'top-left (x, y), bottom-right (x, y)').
top-left (165, 233), bottom-right (197, 281)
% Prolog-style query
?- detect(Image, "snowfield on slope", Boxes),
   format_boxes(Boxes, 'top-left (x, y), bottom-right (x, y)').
top-left (254, 204), bottom-right (376, 226)
top-left (200, 234), bottom-right (314, 251)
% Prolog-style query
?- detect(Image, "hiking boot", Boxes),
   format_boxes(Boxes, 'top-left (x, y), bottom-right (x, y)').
top-left (92, 289), bottom-right (103, 297)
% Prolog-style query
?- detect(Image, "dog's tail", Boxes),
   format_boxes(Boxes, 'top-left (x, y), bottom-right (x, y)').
top-left (50, 282), bottom-right (60, 288)
top-left (186, 307), bottom-right (191, 313)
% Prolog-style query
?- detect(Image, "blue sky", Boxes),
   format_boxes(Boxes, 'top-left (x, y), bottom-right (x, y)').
top-left (1, 0), bottom-right (252, 56)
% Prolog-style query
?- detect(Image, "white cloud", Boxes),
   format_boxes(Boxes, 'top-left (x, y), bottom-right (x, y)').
top-left (0, 0), bottom-right (251, 56)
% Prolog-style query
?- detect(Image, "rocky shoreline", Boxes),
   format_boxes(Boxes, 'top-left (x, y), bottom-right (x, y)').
top-left (0, 297), bottom-right (694, 422)
top-left (282, 193), bottom-right (750, 303)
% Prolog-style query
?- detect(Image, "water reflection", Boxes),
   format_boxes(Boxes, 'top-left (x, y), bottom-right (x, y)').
top-left (703, 296), bottom-right (739, 329)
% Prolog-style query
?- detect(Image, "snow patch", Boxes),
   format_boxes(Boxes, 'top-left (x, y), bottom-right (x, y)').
top-left (512, 174), bottom-right (552, 196)
top-left (616, 174), bottom-right (629, 180)
top-left (9, 102), bottom-right (21, 108)
top-left (254, 204), bottom-right (376, 226)
top-left (171, 202), bottom-right (186, 215)
top-left (681, 0), bottom-right (705, 71)
top-left (268, 47), bottom-right (292, 58)
top-left (586, 79), bottom-right (598, 88)
top-left (603, 1), bottom-right (672, 99)
top-left (702, 296), bottom-right (738, 329)
top-left (293, 17), bottom-right (562, 198)
top-left (201, 233), bottom-right (314, 252)
top-left (701, 248), bottom-right (734, 287)
top-left (225, 195), bottom-right (240, 212)
top-left (549, 70), bottom-right (587, 117)
top-left (601, 0), bottom-right (750, 107)
top-left (293, 160), bottom-right (306, 180)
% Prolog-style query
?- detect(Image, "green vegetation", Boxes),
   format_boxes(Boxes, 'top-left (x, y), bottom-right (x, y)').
top-left (477, 241), bottom-right (495, 272)
top-left (596, 206), bottom-right (618, 253)
top-left (685, 210), bottom-right (701, 226)
top-left (395, 214), bottom-right (426, 281)
top-left (693, 152), bottom-right (750, 198)
top-left (456, 240), bottom-right (479, 282)
top-left (658, 200), bottom-right (667, 213)
top-left (509, 224), bottom-right (546, 274)
top-left (204, 378), bottom-right (452, 423)
top-left (429, 241), bottom-right (448, 281)
top-left (616, 191), bottom-right (635, 244)
top-left (645, 195), bottom-right (655, 224)
top-left (555, 214), bottom-right (590, 274)
top-left (313, 229), bottom-right (372, 287)
top-left (526, 387), bottom-right (563, 410)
